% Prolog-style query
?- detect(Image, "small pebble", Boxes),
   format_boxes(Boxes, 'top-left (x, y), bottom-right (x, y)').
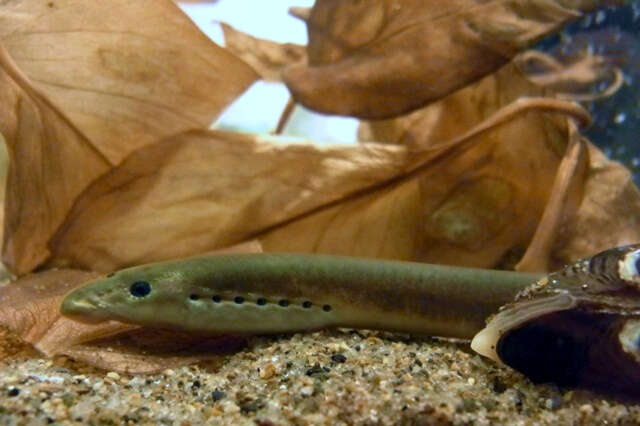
top-left (545, 397), bottom-right (562, 411)
top-left (212, 389), bottom-right (226, 402)
top-left (331, 354), bottom-right (347, 363)
top-left (259, 363), bottom-right (277, 379)
top-left (579, 404), bottom-right (594, 415)
top-left (106, 372), bottom-right (120, 380)
top-left (7, 387), bottom-right (19, 397)
top-left (221, 401), bottom-right (240, 414)
top-left (306, 364), bottom-right (324, 376)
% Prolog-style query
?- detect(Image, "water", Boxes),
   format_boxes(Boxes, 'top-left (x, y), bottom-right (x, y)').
top-left (537, 1), bottom-right (640, 183)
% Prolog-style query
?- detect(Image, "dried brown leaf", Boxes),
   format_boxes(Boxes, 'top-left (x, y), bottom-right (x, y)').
top-left (515, 50), bottom-right (624, 101)
top-left (261, 104), bottom-right (578, 268)
top-left (515, 121), bottom-right (588, 272)
top-left (289, 6), bottom-right (311, 22)
top-left (0, 269), bottom-right (134, 356)
top-left (48, 131), bottom-right (409, 271)
top-left (36, 54), bottom-right (604, 273)
top-left (359, 62), bottom-right (571, 150)
top-left (0, 0), bottom-right (258, 164)
top-left (357, 64), bottom-right (595, 270)
top-left (284, 0), bottom-right (611, 118)
top-left (0, 0), bottom-right (258, 274)
top-left (553, 143), bottom-right (640, 263)
top-left (220, 22), bottom-right (306, 82)
top-left (48, 94), bottom-right (585, 270)
top-left (0, 45), bottom-right (111, 274)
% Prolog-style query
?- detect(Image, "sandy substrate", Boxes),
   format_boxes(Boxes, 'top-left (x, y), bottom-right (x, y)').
top-left (1, 328), bottom-right (639, 425)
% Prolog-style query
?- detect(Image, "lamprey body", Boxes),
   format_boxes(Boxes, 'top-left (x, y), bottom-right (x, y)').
top-left (61, 246), bottom-right (640, 397)
top-left (60, 253), bottom-right (541, 339)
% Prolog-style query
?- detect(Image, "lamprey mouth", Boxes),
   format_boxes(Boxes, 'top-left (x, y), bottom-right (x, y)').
top-left (60, 291), bottom-right (110, 324)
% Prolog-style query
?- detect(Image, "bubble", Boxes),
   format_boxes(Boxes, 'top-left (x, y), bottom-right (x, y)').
top-left (614, 112), bottom-right (627, 124)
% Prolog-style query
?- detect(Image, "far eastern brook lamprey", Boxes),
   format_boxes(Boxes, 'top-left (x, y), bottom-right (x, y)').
top-left (61, 245), bottom-right (640, 397)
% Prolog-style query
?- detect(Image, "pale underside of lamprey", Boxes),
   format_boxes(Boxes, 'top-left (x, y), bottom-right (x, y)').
top-left (61, 245), bottom-right (640, 398)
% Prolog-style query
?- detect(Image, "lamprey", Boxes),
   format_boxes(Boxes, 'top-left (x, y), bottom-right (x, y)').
top-left (61, 245), bottom-right (640, 397)
top-left (60, 254), bottom-right (541, 338)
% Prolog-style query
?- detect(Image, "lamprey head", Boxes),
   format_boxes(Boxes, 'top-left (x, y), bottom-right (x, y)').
top-left (472, 244), bottom-right (640, 398)
top-left (61, 255), bottom-right (337, 335)
top-left (61, 260), bottom-right (192, 328)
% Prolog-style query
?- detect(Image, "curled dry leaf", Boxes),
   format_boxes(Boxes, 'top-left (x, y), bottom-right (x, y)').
top-left (553, 143), bottom-right (640, 264)
top-left (261, 101), bottom-right (584, 269)
top-left (283, 0), bottom-right (611, 118)
top-left (357, 62), bottom-right (590, 268)
top-left (0, 269), bottom-right (131, 356)
top-left (268, 64), bottom-right (590, 269)
top-left (0, 0), bottom-right (257, 164)
top-left (0, 44), bottom-right (111, 275)
top-left (46, 66), bottom-right (588, 271)
top-left (358, 55), bottom-right (635, 269)
top-left (0, 0), bottom-right (258, 274)
top-left (514, 50), bottom-right (624, 101)
top-left (48, 131), bottom-right (409, 271)
top-left (515, 120), bottom-right (588, 272)
top-left (220, 22), bottom-right (306, 82)
top-left (288, 6), bottom-right (312, 22)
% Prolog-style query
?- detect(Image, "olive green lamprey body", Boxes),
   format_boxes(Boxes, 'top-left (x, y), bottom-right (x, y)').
top-left (62, 245), bottom-right (640, 398)
top-left (61, 253), bottom-right (541, 339)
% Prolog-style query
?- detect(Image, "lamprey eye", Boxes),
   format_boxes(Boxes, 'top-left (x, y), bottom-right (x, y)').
top-left (130, 281), bottom-right (151, 298)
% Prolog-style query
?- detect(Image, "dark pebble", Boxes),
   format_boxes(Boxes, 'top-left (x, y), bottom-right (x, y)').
top-left (514, 390), bottom-right (524, 410)
top-left (459, 398), bottom-right (477, 413)
top-left (212, 389), bottom-right (226, 402)
top-left (492, 377), bottom-right (507, 394)
top-left (331, 354), bottom-right (347, 363)
top-left (240, 399), bottom-right (264, 413)
top-left (482, 399), bottom-right (497, 411)
top-left (7, 388), bottom-right (19, 397)
top-left (306, 363), bottom-right (324, 376)
top-left (191, 380), bottom-right (201, 389)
